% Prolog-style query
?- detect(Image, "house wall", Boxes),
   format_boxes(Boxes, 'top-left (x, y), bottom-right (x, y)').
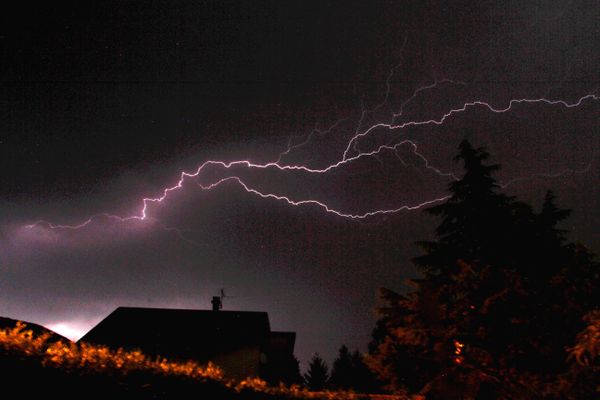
top-left (211, 345), bottom-right (262, 380)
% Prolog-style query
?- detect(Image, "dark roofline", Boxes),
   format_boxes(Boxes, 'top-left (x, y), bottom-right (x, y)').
top-left (112, 305), bottom-right (270, 315)
top-left (79, 306), bottom-right (274, 345)
top-left (270, 331), bottom-right (296, 338)
top-left (103, 306), bottom-right (271, 323)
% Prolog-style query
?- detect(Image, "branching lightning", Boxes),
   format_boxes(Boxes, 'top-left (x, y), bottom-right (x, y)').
top-left (342, 94), bottom-right (600, 161)
top-left (23, 64), bottom-right (600, 239)
top-left (197, 177), bottom-right (451, 219)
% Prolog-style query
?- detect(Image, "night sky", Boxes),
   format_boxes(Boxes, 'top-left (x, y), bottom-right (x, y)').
top-left (1, 1), bottom-right (599, 369)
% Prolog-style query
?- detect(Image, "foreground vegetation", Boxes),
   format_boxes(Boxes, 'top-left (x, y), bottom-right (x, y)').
top-left (0, 321), bottom-right (406, 400)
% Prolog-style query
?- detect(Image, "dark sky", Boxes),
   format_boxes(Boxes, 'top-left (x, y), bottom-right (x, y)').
top-left (1, 1), bottom-right (599, 369)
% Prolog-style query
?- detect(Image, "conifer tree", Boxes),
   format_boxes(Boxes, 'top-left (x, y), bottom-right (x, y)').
top-left (414, 139), bottom-right (513, 274)
top-left (350, 349), bottom-right (382, 394)
top-left (330, 345), bottom-right (382, 392)
top-left (330, 345), bottom-right (353, 389)
top-left (303, 353), bottom-right (329, 391)
top-left (367, 139), bottom-right (599, 399)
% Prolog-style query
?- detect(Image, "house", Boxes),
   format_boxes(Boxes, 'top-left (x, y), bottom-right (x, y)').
top-left (79, 299), bottom-right (297, 382)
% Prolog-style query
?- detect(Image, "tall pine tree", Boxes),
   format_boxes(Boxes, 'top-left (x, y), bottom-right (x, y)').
top-left (414, 139), bottom-right (513, 274)
top-left (368, 139), bottom-right (599, 399)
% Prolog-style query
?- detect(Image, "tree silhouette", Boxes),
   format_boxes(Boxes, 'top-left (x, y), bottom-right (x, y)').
top-left (329, 345), bottom-right (381, 392)
top-left (368, 139), bottom-right (600, 399)
top-left (350, 349), bottom-right (382, 393)
top-left (330, 345), bottom-right (353, 389)
top-left (286, 355), bottom-right (304, 386)
top-left (414, 139), bottom-right (513, 273)
top-left (262, 354), bottom-right (303, 386)
top-left (303, 353), bottom-right (329, 391)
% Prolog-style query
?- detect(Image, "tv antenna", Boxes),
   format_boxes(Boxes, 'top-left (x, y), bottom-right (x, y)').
top-left (211, 288), bottom-right (234, 311)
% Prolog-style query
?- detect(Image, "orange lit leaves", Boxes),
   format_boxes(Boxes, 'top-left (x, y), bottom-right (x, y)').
top-left (453, 340), bottom-right (465, 364)
top-left (0, 322), bottom-right (407, 400)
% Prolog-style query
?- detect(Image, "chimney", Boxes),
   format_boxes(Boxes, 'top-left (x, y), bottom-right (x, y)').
top-left (211, 296), bottom-right (222, 311)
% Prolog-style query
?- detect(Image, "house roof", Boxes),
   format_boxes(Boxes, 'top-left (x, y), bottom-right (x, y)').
top-left (79, 306), bottom-right (272, 361)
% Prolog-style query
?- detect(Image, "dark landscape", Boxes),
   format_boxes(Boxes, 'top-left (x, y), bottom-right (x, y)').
top-left (1, 1), bottom-right (598, 399)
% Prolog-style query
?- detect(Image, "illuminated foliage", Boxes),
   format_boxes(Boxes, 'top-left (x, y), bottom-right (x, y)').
top-left (0, 322), bottom-right (409, 400)
top-left (569, 310), bottom-right (600, 367)
top-left (0, 321), bottom-right (223, 379)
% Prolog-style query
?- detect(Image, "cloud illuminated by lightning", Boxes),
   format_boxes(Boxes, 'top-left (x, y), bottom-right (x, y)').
top-left (23, 72), bottom-right (599, 237)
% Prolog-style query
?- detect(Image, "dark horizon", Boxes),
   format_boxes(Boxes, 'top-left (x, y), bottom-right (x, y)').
top-left (1, 1), bottom-right (599, 370)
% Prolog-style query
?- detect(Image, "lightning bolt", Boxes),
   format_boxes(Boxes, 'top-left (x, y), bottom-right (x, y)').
top-left (499, 158), bottom-right (596, 189)
top-left (25, 213), bottom-right (144, 230)
top-left (197, 177), bottom-right (451, 219)
top-left (276, 118), bottom-right (349, 164)
top-left (342, 94), bottom-right (600, 161)
top-left (23, 67), bottom-right (599, 240)
top-left (24, 213), bottom-right (200, 246)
